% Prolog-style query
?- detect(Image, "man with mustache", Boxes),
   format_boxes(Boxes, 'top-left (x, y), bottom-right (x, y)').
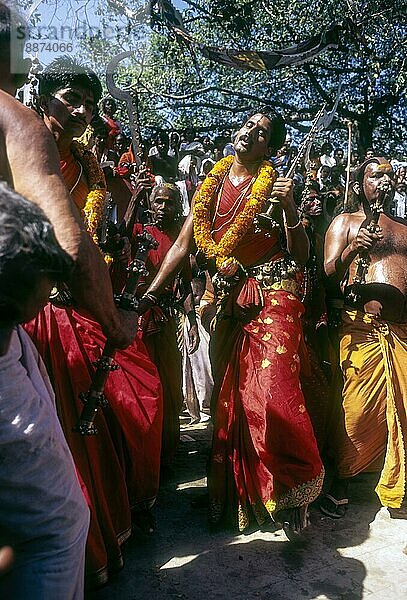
top-left (323, 157), bottom-right (407, 520)
top-left (138, 110), bottom-right (324, 536)
top-left (24, 57), bottom-right (163, 587)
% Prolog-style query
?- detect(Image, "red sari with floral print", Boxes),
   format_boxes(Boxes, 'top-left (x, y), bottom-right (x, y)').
top-left (207, 176), bottom-right (324, 530)
top-left (24, 150), bottom-right (163, 586)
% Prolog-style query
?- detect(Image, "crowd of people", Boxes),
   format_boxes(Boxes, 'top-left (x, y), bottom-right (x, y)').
top-left (1, 3), bottom-right (407, 598)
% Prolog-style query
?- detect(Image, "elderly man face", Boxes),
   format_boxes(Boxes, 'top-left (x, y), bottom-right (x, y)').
top-left (363, 161), bottom-right (395, 206)
top-left (150, 186), bottom-right (180, 229)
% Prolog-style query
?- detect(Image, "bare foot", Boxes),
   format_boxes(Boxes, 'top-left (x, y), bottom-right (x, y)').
top-left (275, 506), bottom-right (309, 540)
top-left (133, 508), bottom-right (156, 534)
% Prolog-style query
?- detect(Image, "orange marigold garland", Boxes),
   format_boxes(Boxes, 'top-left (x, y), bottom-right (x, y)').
top-left (71, 140), bottom-right (106, 244)
top-left (193, 155), bottom-right (276, 269)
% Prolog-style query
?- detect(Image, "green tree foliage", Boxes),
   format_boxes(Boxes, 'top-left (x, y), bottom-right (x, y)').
top-left (142, 0), bottom-right (407, 152)
top-left (77, 0), bottom-right (405, 155)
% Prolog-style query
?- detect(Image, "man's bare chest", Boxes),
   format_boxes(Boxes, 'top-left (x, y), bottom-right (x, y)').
top-left (349, 214), bottom-right (407, 259)
top-left (372, 216), bottom-right (407, 259)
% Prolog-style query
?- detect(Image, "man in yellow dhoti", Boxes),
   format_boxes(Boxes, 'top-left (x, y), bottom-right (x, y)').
top-left (323, 157), bottom-right (407, 516)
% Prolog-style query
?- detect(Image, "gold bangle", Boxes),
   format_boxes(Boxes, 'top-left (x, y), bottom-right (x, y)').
top-left (286, 220), bottom-right (302, 230)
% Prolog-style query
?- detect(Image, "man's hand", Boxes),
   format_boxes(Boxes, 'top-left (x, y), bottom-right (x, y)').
top-left (350, 226), bottom-right (383, 253)
top-left (131, 165), bottom-right (153, 198)
top-left (110, 236), bottom-right (131, 265)
top-left (271, 177), bottom-right (295, 211)
top-left (109, 309), bottom-right (139, 349)
top-left (187, 323), bottom-right (200, 354)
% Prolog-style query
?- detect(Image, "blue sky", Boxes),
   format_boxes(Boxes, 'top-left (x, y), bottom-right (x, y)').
top-left (20, 0), bottom-right (187, 65)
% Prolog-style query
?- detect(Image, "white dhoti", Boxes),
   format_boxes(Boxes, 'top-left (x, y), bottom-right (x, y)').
top-left (182, 315), bottom-right (213, 422)
top-left (0, 327), bottom-right (89, 599)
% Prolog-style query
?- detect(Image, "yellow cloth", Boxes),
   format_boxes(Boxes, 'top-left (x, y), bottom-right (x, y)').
top-left (337, 309), bottom-right (407, 508)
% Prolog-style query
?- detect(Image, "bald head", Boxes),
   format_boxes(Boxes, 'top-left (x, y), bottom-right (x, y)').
top-left (356, 157), bottom-right (395, 208)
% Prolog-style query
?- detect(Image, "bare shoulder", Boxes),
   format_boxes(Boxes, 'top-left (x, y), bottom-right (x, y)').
top-left (0, 92), bottom-right (63, 188)
top-left (0, 91), bottom-right (50, 140)
top-left (386, 213), bottom-right (407, 229)
top-left (329, 210), bottom-right (363, 233)
top-left (327, 212), bottom-right (352, 236)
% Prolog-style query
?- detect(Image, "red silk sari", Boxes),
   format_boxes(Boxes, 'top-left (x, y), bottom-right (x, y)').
top-left (208, 176), bottom-right (324, 530)
top-left (136, 224), bottom-right (185, 467)
top-left (24, 151), bottom-right (163, 586)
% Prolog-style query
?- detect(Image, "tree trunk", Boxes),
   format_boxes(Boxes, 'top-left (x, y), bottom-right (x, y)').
top-left (357, 114), bottom-right (374, 155)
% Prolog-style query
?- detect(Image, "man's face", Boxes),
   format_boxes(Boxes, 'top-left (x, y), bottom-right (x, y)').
top-left (45, 84), bottom-right (95, 139)
top-left (320, 166), bottom-right (331, 180)
top-left (169, 133), bottom-right (179, 149)
top-left (302, 191), bottom-right (322, 217)
top-left (1, 274), bottom-right (53, 326)
top-left (363, 162), bottom-right (395, 205)
top-left (151, 187), bottom-right (178, 228)
top-left (157, 137), bottom-right (169, 156)
top-left (233, 114), bottom-right (272, 162)
top-left (115, 134), bottom-right (127, 154)
top-left (185, 129), bottom-right (195, 143)
top-left (104, 99), bottom-right (116, 116)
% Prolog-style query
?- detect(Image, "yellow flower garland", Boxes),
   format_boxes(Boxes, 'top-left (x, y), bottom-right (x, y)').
top-left (193, 155), bottom-right (276, 268)
top-left (71, 141), bottom-right (106, 244)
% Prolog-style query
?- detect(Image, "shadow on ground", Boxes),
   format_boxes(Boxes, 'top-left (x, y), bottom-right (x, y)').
top-left (87, 421), bottom-right (407, 600)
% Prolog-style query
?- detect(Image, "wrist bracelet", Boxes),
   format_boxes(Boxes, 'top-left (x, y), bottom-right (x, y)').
top-left (141, 291), bottom-right (158, 305)
top-left (286, 220), bottom-right (303, 230)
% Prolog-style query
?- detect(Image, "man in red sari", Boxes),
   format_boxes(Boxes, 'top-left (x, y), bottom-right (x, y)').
top-left (24, 57), bottom-right (163, 586)
top-left (138, 110), bottom-right (324, 536)
top-left (133, 184), bottom-right (199, 467)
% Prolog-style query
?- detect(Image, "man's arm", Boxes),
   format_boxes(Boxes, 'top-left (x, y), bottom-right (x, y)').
top-left (1, 93), bottom-right (134, 347)
top-left (324, 212), bottom-right (382, 281)
top-left (141, 210), bottom-right (195, 312)
top-left (272, 177), bottom-right (310, 265)
top-left (324, 214), bottom-right (352, 280)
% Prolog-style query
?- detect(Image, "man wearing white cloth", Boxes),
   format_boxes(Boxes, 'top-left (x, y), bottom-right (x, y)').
top-left (0, 185), bottom-right (90, 599)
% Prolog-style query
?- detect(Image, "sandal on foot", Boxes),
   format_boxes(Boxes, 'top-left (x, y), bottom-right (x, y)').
top-left (320, 493), bottom-right (349, 518)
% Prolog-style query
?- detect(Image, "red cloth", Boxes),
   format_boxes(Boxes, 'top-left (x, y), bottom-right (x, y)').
top-left (59, 148), bottom-right (89, 209)
top-left (136, 224), bottom-right (185, 466)
top-left (23, 154), bottom-right (163, 586)
top-left (142, 318), bottom-right (182, 467)
top-left (102, 114), bottom-right (122, 150)
top-left (24, 305), bottom-right (163, 585)
top-left (212, 175), bottom-right (282, 266)
top-left (208, 178), bottom-right (324, 530)
top-left (118, 146), bottom-right (137, 170)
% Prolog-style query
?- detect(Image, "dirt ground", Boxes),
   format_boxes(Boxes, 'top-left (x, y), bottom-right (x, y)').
top-left (88, 417), bottom-right (407, 600)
